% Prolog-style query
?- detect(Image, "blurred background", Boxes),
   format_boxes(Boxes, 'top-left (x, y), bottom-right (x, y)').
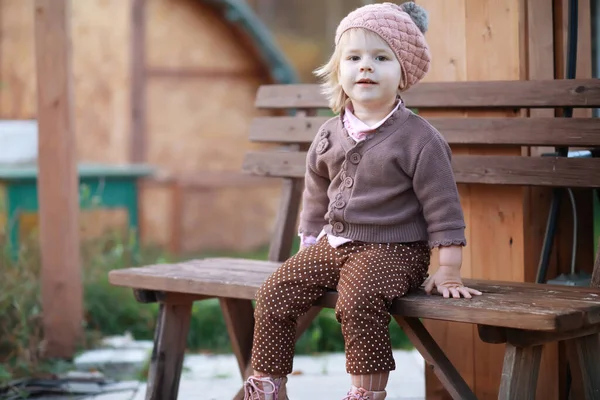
top-left (0, 0), bottom-right (390, 258)
top-left (0, 1), bottom-right (598, 398)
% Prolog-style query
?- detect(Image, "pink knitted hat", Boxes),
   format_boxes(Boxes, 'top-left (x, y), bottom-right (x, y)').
top-left (335, 2), bottom-right (431, 91)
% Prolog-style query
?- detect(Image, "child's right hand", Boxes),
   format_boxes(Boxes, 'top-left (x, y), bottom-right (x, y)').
top-left (424, 265), bottom-right (482, 299)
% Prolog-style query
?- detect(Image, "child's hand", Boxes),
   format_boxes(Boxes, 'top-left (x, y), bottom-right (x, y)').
top-left (423, 265), bottom-right (482, 299)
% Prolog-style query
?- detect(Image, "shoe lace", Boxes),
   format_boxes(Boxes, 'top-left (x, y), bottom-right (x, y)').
top-left (342, 387), bottom-right (371, 400)
top-left (243, 376), bottom-right (278, 400)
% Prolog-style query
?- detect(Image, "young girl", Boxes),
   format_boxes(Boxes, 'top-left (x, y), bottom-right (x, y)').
top-left (243, 3), bottom-right (481, 399)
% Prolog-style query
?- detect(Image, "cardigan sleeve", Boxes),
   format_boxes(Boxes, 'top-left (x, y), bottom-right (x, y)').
top-left (298, 139), bottom-right (331, 237)
top-left (412, 133), bottom-right (467, 248)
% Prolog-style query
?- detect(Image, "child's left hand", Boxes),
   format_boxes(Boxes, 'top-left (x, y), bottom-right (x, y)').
top-left (424, 265), bottom-right (482, 299)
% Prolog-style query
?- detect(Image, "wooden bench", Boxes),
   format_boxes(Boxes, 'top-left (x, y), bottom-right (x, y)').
top-left (109, 78), bottom-right (600, 400)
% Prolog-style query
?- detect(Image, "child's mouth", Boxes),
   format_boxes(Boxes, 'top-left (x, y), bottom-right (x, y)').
top-left (356, 79), bottom-right (377, 85)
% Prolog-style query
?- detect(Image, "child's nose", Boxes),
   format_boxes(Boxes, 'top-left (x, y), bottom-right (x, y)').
top-left (359, 63), bottom-right (374, 72)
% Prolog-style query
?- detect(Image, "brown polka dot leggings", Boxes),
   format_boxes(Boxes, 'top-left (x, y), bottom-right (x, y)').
top-left (251, 237), bottom-right (430, 376)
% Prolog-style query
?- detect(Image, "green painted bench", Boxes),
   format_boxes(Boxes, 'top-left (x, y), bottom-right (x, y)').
top-left (0, 163), bottom-right (154, 258)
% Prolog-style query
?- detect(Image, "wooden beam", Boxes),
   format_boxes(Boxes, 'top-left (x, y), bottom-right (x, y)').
top-left (254, 80), bottom-right (600, 109)
top-left (130, 0), bottom-right (146, 163)
top-left (249, 116), bottom-right (600, 146)
top-left (242, 151), bottom-right (600, 188)
top-left (33, 0), bottom-right (81, 358)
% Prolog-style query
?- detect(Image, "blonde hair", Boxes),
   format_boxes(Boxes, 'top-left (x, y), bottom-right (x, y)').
top-left (313, 28), bottom-right (405, 114)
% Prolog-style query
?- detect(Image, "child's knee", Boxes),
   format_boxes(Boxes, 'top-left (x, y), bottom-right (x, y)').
top-left (255, 276), bottom-right (299, 322)
top-left (335, 288), bottom-right (387, 323)
top-left (254, 279), bottom-right (281, 315)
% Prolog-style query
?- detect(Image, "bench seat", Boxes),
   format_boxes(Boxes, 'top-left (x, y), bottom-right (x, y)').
top-left (108, 258), bottom-right (600, 332)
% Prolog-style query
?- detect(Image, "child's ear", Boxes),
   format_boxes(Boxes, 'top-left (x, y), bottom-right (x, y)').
top-left (398, 67), bottom-right (408, 91)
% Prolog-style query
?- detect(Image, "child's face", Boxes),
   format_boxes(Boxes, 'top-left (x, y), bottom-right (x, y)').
top-left (338, 30), bottom-right (402, 109)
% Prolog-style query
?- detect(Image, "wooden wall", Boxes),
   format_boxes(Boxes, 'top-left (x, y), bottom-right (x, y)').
top-left (418, 0), bottom-right (594, 398)
top-left (0, 0), bottom-right (281, 253)
top-left (140, 0), bottom-right (281, 253)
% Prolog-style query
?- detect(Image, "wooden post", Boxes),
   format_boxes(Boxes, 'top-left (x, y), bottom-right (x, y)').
top-left (34, 0), bottom-right (82, 359)
top-left (524, 1), bottom-right (561, 398)
top-left (130, 0), bottom-right (147, 163)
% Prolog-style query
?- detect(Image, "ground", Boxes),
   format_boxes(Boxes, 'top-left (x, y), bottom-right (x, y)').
top-left (73, 336), bottom-right (426, 399)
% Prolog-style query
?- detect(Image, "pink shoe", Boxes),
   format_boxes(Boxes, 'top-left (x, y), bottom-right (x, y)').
top-left (243, 375), bottom-right (288, 400)
top-left (343, 385), bottom-right (387, 400)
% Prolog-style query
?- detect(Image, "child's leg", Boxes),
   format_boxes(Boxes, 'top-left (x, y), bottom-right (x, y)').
top-left (335, 241), bottom-right (430, 395)
top-left (250, 237), bottom-right (343, 377)
top-left (351, 373), bottom-right (389, 391)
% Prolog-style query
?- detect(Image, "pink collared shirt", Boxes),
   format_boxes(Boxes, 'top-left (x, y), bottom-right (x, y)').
top-left (301, 99), bottom-right (403, 248)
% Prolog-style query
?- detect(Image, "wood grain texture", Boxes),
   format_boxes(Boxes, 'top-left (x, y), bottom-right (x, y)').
top-left (219, 298), bottom-right (254, 379)
top-left (266, 109), bottom-right (312, 263)
top-left (255, 80), bottom-right (600, 109)
top-left (565, 334), bottom-right (600, 399)
top-left (107, 258), bottom-right (600, 332)
top-left (498, 344), bottom-right (543, 400)
top-left (242, 151), bottom-right (600, 187)
top-left (145, 301), bottom-right (192, 400)
top-left (249, 116), bottom-right (600, 146)
top-left (478, 323), bottom-right (600, 347)
top-left (130, 0), bottom-right (146, 163)
top-left (525, 1), bottom-right (561, 396)
top-left (34, 0), bottom-right (82, 359)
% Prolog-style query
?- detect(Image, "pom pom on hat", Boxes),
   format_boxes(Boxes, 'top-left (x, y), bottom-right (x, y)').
top-left (334, 1), bottom-right (431, 91)
top-left (400, 2), bottom-right (429, 33)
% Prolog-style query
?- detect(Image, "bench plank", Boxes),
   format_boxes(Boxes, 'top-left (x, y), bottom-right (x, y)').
top-left (255, 80), bottom-right (600, 109)
top-left (242, 151), bottom-right (600, 188)
top-left (250, 116), bottom-right (600, 147)
top-left (108, 258), bottom-right (600, 332)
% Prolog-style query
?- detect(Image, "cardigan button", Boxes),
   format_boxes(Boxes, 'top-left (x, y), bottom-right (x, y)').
top-left (349, 153), bottom-right (361, 164)
top-left (344, 176), bottom-right (354, 187)
top-left (320, 130), bottom-right (330, 138)
top-left (333, 222), bottom-right (345, 233)
top-left (334, 199), bottom-right (346, 209)
top-left (316, 139), bottom-right (329, 154)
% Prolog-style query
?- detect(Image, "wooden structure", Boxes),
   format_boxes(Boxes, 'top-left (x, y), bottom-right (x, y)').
top-left (0, 0), bottom-right (296, 254)
top-left (33, 0), bottom-right (81, 359)
top-left (6, 0), bottom-right (596, 380)
top-left (0, 0), bottom-right (296, 359)
top-left (109, 78), bottom-right (600, 399)
top-left (417, 0), bottom-right (595, 398)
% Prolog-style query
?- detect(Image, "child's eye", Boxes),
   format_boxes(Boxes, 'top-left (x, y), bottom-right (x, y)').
top-left (375, 55), bottom-right (389, 61)
top-left (347, 55), bottom-right (360, 61)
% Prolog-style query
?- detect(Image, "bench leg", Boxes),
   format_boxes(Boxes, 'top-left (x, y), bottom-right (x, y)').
top-left (498, 343), bottom-right (542, 400)
top-left (145, 301), bottom-right (193, 400)
top-left (220, 299), bottom-right (255, 380)
top-left (393, 317), bottom-right (477, 400)
top-left (566, 333), bottom-right (600, 400)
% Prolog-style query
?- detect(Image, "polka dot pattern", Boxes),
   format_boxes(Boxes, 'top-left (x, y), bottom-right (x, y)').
top-left (251, 238), bottom-right (430, 376)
